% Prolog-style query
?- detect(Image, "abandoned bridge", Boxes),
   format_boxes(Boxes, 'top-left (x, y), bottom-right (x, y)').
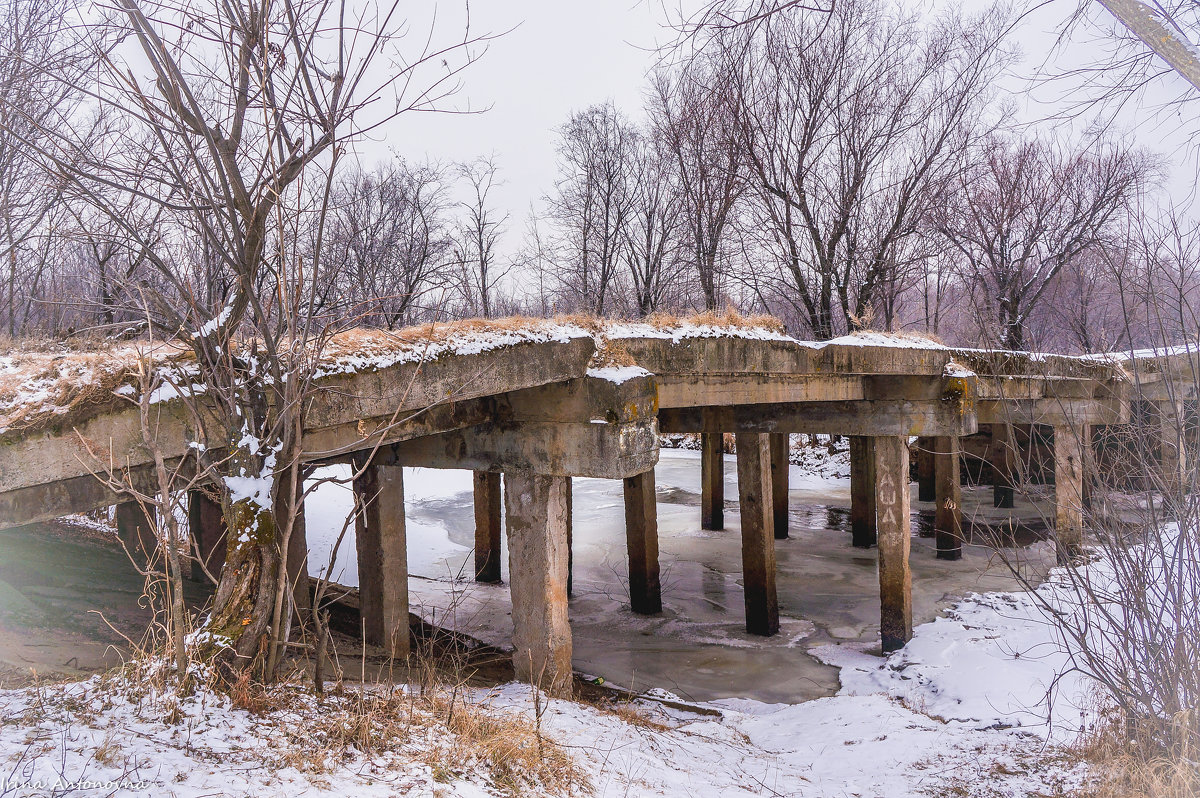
top-left (0, 318), bottom-right (1188, 697)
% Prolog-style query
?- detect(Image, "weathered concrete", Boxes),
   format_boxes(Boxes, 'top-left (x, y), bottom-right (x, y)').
top-left (473, 471), bottom-right (503, 583)
top-left (991, 423), bottom-right (1016, 509)
top-left (770, 433), bottom-right (790, 540)
top-left (915, 438), bottom-right (935, 503)
top-left (658, 398), bottom-right (976, 438)
top-left (1054, 426), bottom-right (1084, 564)
top-left (1158, 400), bottom-right (1188, 493)
top-left (352, 462), bottom-right (408, 660)
top-left (504, 471), bottom-right (573, 697)
top-left (566, 478), bottom-right (574, 598)
top-left (188, 489), bottom-right (225, 582)
top-left (735, 433), bottom-right (779, 636)
top-left (285, 503), bottom-right (311, 626)
top-left (623, 470), bottom-right (662, 615)
top-left (115, 501), bottom-right (156, 561)
top-left (875, 436), bottom-right (912, 652)
top-left (701, 431), bottom-right (724, 530)
top-left (933, 436), bottom-right (962, 561)
top-left (849, 436), bottom-right (876, 548)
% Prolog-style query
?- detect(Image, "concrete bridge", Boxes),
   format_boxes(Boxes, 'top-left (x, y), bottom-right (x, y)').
top-left (0, 320), bottom-right (1169, 695)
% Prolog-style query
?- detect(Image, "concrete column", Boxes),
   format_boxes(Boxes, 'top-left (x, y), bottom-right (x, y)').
top-left (769, 433), bottom-right (790, 540)
top-left (285, 498), bottom-right (311, 626)
top-left (701, 430), bottom-right (725, 530)
top-left (1159, 400), bottom-right (1188, 495)
top-left (504, 471), bottom-right (573, 697)
top-left (116, 500), bottom-right (156, 560)
top-left (473, 471), bottom-right (503, 583)
top-left (874, 436), bottom-right (912, 652)
top-left (1054, 425), bottom-right (1084, 565)
top-left (353, 463), bottom-right (409, 660)
top-left (849, 436), bottom-right (877, 548)
top-left (735, 433), bottom-right (779, 636)
top-left (991, 423), bottom-right (1016, 509)
top-left (187, 489), bottom-right (226, 582)
top-left (915, 437), bottom-right (935, 503)
top-left (566, 478), bottom-right (574, 598)
top-left (933, 436), bottom-right (963, 561)
top-left (623, 470), bottom-right (662, 615)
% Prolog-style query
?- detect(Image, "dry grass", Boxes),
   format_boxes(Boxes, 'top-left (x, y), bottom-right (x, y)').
top-left (1073, 711), bottom-right (1200, 798)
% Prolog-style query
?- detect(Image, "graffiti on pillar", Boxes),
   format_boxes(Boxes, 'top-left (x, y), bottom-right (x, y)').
top-left (879, 466), bottom-right (897, 526)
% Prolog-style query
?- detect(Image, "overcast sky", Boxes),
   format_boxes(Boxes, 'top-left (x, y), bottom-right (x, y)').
top-left (361, 0), bottom-right (1196, 257)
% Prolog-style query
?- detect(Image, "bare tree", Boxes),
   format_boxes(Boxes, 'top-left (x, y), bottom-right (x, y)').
top-left (937, 135), bottom-right (1149, 351)
top-left (0, 0), bottom-right (89, 335)
top-left (623, 131), bottom-right (686, 317)
top-left (546, 101), bottom-right (638, 316)
top-left (452, 155), bottom-right (508, 318)
top-left (725, 0), bottom-right (1015, 339)
top-left (650, 51), bottom-right (744, 311)
top-left (14, 0), bottom-right (486, 677)
top-left (322, 160), bottom-right (454, 328)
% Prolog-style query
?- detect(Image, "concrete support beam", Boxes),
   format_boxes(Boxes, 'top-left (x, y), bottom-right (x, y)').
top-left (504, 471), bottom-right (573, 697)
top-left (1054, 426), bottom-right (1084, 565)
top-left (659, 398), bottom-right (976, 438)
top-left (991, 423), bottom-right (1015, 509)
top-left (353, 463), bottom-right (409, 660)
top-left (116, 500), bottom-right (156, 561)
top-left (623, 470), bottom-right (662, 615)
top-left (701, 431), bottom-right (725, 530)
top-left (915, 438), bottom-right (935, 503)
top-left (473, 471), bottom-right (503, 583)
top-left (933, 436), bottom-right (963, 561)
top-left (188, 489), bottom-right (226, 582)
top-left (849, 436), bottom-right (877, 548)
top-left (769, 433), bottom-right (790, 540)
top-left (735, 433), bottom-right (779, 636)
top-left (874, 436), bottom-right (912, 652)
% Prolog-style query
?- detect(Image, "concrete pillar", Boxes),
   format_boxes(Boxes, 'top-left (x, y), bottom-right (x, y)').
top-left (116, 500), bottom-right (156, 560)
top-left (473, 471), bottom-right (503, 583)
top-left (735, 433), bottom-right (779, 636)
top-left (187, 490), bottom-right (225, 582)
top-left (623, 470), bottom-right (662, 615)
top-left (769, 433), bottom-right (790, 540)
top-left (285, 499), bottom-right (311, 626)
top-left (353, 463), bottom-right (409, 660)
top-left (566, 478), bottom-right (574, 598)
top-left (874, 436), bottom-right (912, 652)
top-left (701, 431), bottom-right (725, 530)
top-left (1054, 425), bottom-right (1084, 565)
top-left (504, 471), bottom-right (573, 697)
top-left (915, 437), bottom-right (935, 503)
top-left (1159, 400), bottom-right (1188, 495)
top-left (991, 423), bottom-right (1016, 509)
top-left (933, 436), bottom-right (962, 561)
top-left (850, 436), bottom-right (877, 548)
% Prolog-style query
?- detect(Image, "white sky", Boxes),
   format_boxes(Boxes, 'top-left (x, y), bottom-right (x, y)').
top-left (356, 0), bottom-right (1198, 256)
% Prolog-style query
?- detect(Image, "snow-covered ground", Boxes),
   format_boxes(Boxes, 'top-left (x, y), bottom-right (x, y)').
top-left (0, 450), bottom-right (1102, 796)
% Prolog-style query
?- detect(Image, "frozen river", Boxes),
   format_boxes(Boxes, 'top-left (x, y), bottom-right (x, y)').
top-left (305, 448), bottom-right (1057, 704)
